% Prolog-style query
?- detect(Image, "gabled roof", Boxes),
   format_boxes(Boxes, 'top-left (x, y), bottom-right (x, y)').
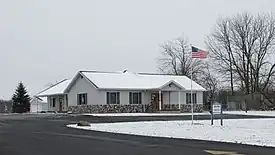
top-left (37, 70), bottom-right (206, 97)
top-left (38, 97), bottom-right (47, 103)
top-left (158, 80), bottom-right (185, 90)
top-left (76, 71), bottom-right (205, 91)
top-left (30, 96), bottom-right (47, 103)
top-left (63, 71), bottom-right (99, 93)
top-left (36, 79), bottom-right (72, 97)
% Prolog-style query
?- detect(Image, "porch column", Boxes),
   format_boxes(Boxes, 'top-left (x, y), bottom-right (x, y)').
top-left (48, 96), bottom-right (51, 111)
top-left (64, 94), bottom-right (67, 111)
top-left (178, 91), bottom-right (181, 110)
top-left (159, 90), bottom-right (162, 111)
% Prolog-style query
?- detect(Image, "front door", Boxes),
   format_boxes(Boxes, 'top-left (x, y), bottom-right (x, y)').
top-left (151, 92), bottom-right (163, 111)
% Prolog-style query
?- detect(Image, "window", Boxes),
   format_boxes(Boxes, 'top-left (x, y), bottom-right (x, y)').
top-left (129, 92), bottom-right (142, 104)
top-left (107, 92), bottom-right (120, 104)
top-left (186, 93), bottom-right (197, 104)
top-left (52, 98), bottom-right (56, 107)
top-left (77, 93), bottom-right (87, 105)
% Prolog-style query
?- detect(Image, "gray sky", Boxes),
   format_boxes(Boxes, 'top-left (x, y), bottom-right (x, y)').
top-left (1, 0), bottom-right (275, 99)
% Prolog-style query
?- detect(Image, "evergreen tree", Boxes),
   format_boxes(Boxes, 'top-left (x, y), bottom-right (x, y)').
top-left (12, 82), bottom-right (31, 113)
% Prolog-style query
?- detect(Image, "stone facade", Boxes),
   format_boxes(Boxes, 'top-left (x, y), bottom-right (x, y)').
top-left (68, 104), bottom-right (203, 113)
top-left (181, 104), bottom-right (203, 112)
top-left (163, 104), bottom-right (203, 112)
top-left (163, 104), bottom-right (180, 111)
top-left (68, 104), bottom-right (148, 113)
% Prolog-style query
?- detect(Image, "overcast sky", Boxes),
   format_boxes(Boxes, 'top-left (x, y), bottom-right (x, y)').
top-left (0, 0), bottom-right (275, 99)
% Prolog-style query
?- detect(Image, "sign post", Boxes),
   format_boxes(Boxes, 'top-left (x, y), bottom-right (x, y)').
top-left (211, 103), bottom-right (223, 126)
top-left (211, 110), bottom-right (213, 125)
top-left (221, 105), bottom-right (223, 126)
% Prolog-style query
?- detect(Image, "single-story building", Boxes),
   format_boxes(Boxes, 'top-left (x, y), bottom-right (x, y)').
top-left (30, 96), bottom-right (49, 113)
top-left (36, 79), bottom-right (72, 112)
top-left (36, 70), bottom-right (206, 113)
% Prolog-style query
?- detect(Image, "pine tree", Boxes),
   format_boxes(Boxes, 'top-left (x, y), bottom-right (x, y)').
top-left (12, 82), bottom-right (31, 113)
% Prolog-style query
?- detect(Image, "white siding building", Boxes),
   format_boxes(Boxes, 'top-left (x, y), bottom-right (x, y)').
top-left (30, 97), bottom-right (48, 113)
top-left (36, 70), bottom-right (206, 113)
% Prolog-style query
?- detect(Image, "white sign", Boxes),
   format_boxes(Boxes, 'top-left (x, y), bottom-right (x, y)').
top-left (212, 104), bottom-right (221, 114)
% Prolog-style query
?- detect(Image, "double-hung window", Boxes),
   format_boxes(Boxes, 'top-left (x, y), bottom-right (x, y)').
top-left (107, 92), bottom-right (120, 104)
top-left (129, 92), bottom-right (142, 104)
top-left (77, 93), bottom-right (87, 105)
top-left (186, 93), bottom-right (197, 104)
top-left (52, 98), bottom-right (56, 107)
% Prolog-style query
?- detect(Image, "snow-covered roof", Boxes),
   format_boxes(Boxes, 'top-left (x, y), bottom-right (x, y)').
top-left (30, 96), bottom-right (47, 103)
top-left (79, 71), bottom-right (205, 91)
top-left (36, 71), bottom-right (205, 97)
top-left (38, 97), bottom-right (47, 103)
top-left (36, 79), bottom-right (72, 97)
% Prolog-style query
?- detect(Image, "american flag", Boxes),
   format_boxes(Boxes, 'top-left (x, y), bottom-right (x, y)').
top-left (191, 46), bottom-right (208, 58)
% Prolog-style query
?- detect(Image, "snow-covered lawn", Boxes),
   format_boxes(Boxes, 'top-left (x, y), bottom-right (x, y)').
top-left (224, 111), bottom-right (275, 116)
top-left (83, 112), bottom-right (210, 117)
top-left (83, 110), bottom-right (275, 117)
top-left (67, 118), bottom-right (275, 147)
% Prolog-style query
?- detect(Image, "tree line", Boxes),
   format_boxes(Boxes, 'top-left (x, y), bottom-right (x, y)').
top-left (157, 12), bottom-right (275, 109)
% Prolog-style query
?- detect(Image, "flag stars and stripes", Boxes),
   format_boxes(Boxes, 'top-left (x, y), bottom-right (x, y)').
top-left (191, 46), bottom-right (208, 58)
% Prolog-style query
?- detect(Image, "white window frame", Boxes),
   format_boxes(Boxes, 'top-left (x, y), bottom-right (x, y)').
top-left (51, 97), bottom-right (56, 108)
top-left (186, 93), bottom-right (197, 104)
top-left (106, 92), bottom-right (120, 104)
top-left (129, 92), bottom-right (142, 104)
top-left (77, 93), bottom-right (88, 105)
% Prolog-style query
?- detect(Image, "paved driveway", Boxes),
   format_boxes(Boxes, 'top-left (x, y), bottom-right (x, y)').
top-left (0, 114), bottom-right (274, 155)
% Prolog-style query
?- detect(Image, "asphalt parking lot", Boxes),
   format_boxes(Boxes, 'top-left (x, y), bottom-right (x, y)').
top-left (0, 114), bottom-right (275, 155)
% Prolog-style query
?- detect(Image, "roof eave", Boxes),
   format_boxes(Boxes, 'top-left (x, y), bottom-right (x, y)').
top-left (158, 80), bottom-right (185, 90)
top-left (185, 89), bottom-right (207, 91)
top-left (35, 79), bottom-right (69, 96)
top-left (36, 93), bottom-right (65, 97)
top-left (98, 88), bottom-right (153, 91)
top-left (97, 87), bottom-right (206, 91)
top-left (64, 72), bottom-right (99, 93)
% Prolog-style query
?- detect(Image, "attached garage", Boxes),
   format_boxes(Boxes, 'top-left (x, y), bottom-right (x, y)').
top-left (30, 97), bottom-right (48, 113)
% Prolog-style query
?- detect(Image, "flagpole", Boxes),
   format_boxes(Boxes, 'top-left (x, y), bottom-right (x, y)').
top-left (190, 45), bottom-right (194, 125)
top-left (190, 45), bottom-right (207, 125)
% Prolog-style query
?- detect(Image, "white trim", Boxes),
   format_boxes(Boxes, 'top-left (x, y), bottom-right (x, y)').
top-left (129, 92), bottom-right (142, 105)
top-left (186, 92), bottom-right (197, 104)
top-left (159, 90), bottom-right (162, 111)
top-left (158, 80), bottom-right (185, 90)
top-left (50, 97), bottom-right (56, 108)
top-left (178, 91), bottom-right (181, 110)
top-left (76, 93), bottom-right (88, 105)
top-left (37, 93), bottom-right (65, 97)
top-left (106, 92), bottom-right (120, 105)
top-left (64, 72), bottom-right (98, 93)
top-left (98, 88), bottom-right (206, 91)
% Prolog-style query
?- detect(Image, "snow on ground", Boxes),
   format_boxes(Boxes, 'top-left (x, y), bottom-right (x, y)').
top-left (224, 111), bottom-right (275, 116)
top-left (84, 110), bottom-right (275, 117)
top-left (83, 112), bottom-right (210, 117)
top-left (67, 118), bottom-right (275, 147)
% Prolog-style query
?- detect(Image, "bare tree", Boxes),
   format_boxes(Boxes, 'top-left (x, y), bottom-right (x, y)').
top-left (206, 12), bottom-right (275, 107)
top-left (157, 35), bottom-right (205, 82)
top-left (200, 64), bottom-right (220, 103)
top-left (0, 100), bottom-right (13, 113)
top-left (206, 18), bottom-right (235, 95)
